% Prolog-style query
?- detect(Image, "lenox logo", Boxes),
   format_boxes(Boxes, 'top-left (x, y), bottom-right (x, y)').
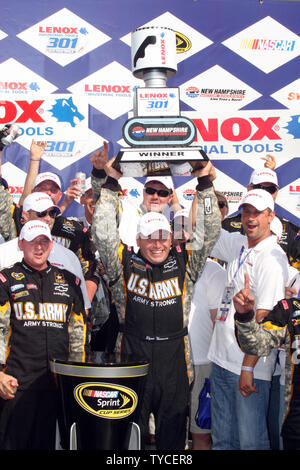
top-left (139, 93), bottom-right (168, 99)
top-left (0, 100), bottom-right (44, 123)
top-left (192, 116), bottom-right (280, 142)
top-left (0, 82), bottom-right (28, 90)
top-left (84, 84), bottom-right (131, 94)
top-left (39, 26), bottom-right (78, 34)
top-left (160, 37), bottom-right (166, 64)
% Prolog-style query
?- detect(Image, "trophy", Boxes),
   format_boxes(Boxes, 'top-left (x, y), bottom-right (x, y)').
top-left (113, 26), bottom-right (208, 177)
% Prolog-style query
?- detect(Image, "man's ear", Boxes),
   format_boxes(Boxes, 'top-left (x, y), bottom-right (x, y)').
top-left (17, 239), bottom-right (23, 251)
top-left (22, 210), bottom-right (29, 222)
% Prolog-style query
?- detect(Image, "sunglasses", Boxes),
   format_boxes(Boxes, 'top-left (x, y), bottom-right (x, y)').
top-left (252, 184), bottom-right (278, 195)
top-left (36, 209), bottom-right (57, 219)
top-left (145, 187), bottom-right (170, 198)
top-left (218, 201), bottom-right (228, 209)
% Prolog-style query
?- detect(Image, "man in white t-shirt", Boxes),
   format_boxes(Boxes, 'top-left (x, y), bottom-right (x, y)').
top-left (207, 189), bottom-right (290, 450)
top-left (188, 258), bottom-right (226, 450)
top-left (0, 192), bottom-right (91, 311)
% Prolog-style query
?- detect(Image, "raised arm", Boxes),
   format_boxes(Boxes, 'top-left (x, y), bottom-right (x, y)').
top-left (18, 140), bottom-right (47, 206)
top-left (90, 141), bottom-right (109, 202)
top-left (0, 186), bottom-right (17, 241)
top-left (91, 156), bottom-right (123, 285)
top-left (187, 161), bottom-right (221, 283)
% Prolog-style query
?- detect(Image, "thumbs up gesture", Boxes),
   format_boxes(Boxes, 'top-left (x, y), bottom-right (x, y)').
top-left (233, 273), bottom-right (255, 314)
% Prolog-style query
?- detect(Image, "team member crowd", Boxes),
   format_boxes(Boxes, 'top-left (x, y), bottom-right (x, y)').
top-left (0, 141), bottom-right (298, 450)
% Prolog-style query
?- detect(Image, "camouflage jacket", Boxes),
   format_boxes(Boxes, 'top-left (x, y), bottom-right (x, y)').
top-left (91, 178), bottom-right (221, 383)
top-left (235, 297), bottom-right (300, 439)
top-left (0, 185), bottom-right (16, 242)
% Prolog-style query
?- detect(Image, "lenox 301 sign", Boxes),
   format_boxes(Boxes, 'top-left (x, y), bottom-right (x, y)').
top-left (135, 87), bottom-right (180, 116)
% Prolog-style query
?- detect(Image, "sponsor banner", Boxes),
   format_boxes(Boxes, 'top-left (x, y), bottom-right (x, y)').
top-left (222, 16), bottom-right (300, 73)
top-left (119, 177), bottom-right (144, 208)
top-left (183, 109), bottom-right (300, 169)
top-left (180, 65), bottom-right (262, 111)
top-left (0, 59), bottom-right (57, 97)
top-left (17, 8), bottom-right (111, 66)
top-left (277, 178), bottom-right (300, 216)
top-left (1, 162), bottom-right (26, 203)
top-left (271, 78), bottom-right (300, 111)
top-left (0, 94), bottom-right (102, 170)
top-left (175, 168), bottom-right (245, 216)
top-left (68, 61), bottom-right (143, 120)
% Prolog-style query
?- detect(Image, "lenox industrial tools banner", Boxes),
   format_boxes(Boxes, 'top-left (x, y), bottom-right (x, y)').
top-left (0, 0), bottom-right (299, 225)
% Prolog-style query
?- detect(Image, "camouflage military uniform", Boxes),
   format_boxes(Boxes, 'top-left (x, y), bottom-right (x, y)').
top-left (235, 297), bottom-right (300, 446)
top-left (0, 185), bottom-right (16, 242)
top-left (91, 175), bottom-right (221, 449)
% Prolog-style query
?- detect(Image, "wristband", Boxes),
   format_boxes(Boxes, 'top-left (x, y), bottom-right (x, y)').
top-left (196, 175), bottom-right (212, 191)
top-left (241, 366), bottom-right (254, 372)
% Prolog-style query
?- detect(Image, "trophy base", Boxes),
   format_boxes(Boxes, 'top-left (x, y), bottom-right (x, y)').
top-left (114, 147), bottom-right (208, 177)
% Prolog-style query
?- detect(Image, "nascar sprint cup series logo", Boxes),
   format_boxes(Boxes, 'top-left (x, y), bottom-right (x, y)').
top-left (74, 382), bottom-right (138, 419)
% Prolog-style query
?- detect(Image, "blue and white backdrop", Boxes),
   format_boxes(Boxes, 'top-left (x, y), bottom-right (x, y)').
top-left (0, 0), bottom-right (299, 225)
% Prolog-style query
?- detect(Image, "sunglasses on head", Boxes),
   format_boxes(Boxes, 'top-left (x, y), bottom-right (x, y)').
top-left (252, 184), bottom-right (278, 195)
top-left (218, 201), bottom-right (228, 209)
top-left (145, 187), bottom-right (170, 198)
top-left (36, 209), bottom-right (57, 219)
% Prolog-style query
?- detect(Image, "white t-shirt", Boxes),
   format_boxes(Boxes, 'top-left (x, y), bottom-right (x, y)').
top-left (208, 229), bottom-right (289, 381)
top-left (188, 259), bottom-right (226, 365)
top-left (118, 199), bottom-right (143, 252)
top-left (0, 238), bottom-right (91, 310)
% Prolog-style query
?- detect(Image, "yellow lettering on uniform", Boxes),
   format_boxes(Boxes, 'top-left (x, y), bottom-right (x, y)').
top-left (13, 302), bottom-right (23, 320)
top-left (154, 282), bottom-right (164, 300)
top-left (137, 278), bottom-right (148, 296)
top-left (170, 277), bottom-right (181, 295)
top-left (148, 283), bottom-right (158, 300)
top-left (39, 303), bottom-right (48, 320)
top-left (161, 279), bottom-right (176, 298)
top-left (127, 273), bottom-right (140, 292)
top-left (24, 302), bottom-right (36, 319)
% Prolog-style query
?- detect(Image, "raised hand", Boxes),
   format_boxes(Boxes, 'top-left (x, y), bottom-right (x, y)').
top-left (90, 141), bottom-right (109, 170)
top-left (261, 153), bottom-right (276, 171)
top-left (30, 139), bottom-right (47, 161)
top-left (233, 273), bottom-right (255, 313)
top-left (104, 156), bottom-right (123, 180)
top-left (191, 160), bottom-right (216, 181)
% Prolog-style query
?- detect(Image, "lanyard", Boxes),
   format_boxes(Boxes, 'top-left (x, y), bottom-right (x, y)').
top-left (231, 246), bottom-right (253, 283)
top-left (217, 245), bottom-right (253, 322)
